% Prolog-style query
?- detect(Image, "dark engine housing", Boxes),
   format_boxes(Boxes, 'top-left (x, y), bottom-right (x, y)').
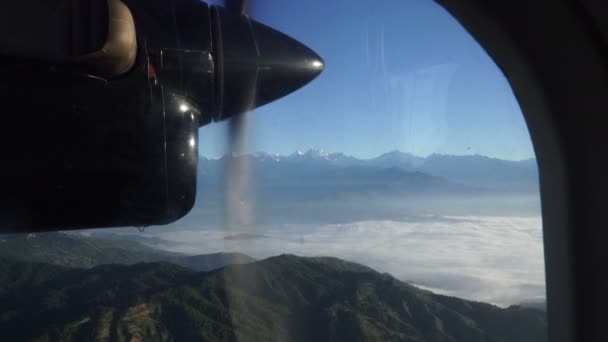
top-left (0, 0), bottom-right (323, 232)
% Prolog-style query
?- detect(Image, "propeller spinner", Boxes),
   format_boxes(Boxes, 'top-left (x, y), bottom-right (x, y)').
top-left (210, 4), bottom-right (324, 120)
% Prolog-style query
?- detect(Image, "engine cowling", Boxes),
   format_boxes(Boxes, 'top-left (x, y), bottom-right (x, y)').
top-left (0, 0), bottom-right (323, 232)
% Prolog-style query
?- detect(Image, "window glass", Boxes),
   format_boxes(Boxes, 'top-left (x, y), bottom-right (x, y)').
top-left (1, 0), bottom-right (546, 340)
top-left (193, 0), bottom-right (545, 308)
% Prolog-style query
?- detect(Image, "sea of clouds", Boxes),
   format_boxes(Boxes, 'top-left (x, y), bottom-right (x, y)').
top-left (143, 215), bottom-right (545, 307)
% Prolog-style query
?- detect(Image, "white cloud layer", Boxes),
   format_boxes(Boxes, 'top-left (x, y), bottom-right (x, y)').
top-left (149, 215), bottom-right (545, 307)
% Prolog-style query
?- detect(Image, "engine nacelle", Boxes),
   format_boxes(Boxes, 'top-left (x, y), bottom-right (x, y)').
top-left (0, 0), bottom-right (323, 232)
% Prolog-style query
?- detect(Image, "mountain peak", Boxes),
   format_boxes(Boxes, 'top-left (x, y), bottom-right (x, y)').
top-left (286, 149), bottom-right (353, 163)
top-left (307, 148), bottom-right (329, 157)
top-left (290, 148), bottom-right (329, 158)
top-left (372, 150), bottom-right (424, 169)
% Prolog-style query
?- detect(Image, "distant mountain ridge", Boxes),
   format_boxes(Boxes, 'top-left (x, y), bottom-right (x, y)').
top-left (200, 149), bottom-right (538, 191)
top-left (0, 232), bottom-right (254, 271)
top-left (201, 149), bottom-right (535, 165)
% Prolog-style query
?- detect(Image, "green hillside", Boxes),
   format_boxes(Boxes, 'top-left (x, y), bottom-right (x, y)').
top-left (0, 255), bottom-right (546, 342)
top-left (0, 232), bottom-right (254, 271)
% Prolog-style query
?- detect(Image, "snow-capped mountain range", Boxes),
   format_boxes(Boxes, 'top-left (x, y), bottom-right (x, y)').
top-left (213, 149), bottom-right (360, 165)
top-left (200, 149), bottom-right (537, 190)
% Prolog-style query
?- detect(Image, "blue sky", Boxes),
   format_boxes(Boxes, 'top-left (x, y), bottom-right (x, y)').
top-left (200, 0), bottom-right (535, 160)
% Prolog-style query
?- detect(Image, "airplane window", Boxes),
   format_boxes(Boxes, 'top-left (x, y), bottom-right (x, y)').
top-left (0, 0), bottom-right (546, 340)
